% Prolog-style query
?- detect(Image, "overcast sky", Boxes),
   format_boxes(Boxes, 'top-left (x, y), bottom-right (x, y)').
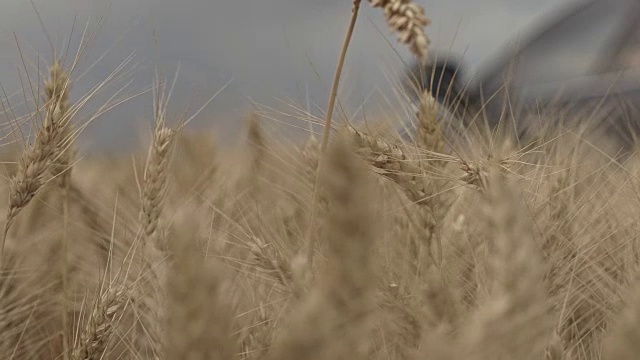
top-left (0, 0), bottom-right (579, 151)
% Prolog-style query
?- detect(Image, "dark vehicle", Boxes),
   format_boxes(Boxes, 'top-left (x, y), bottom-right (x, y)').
top-left (410, 0), bottom-right (640, 145)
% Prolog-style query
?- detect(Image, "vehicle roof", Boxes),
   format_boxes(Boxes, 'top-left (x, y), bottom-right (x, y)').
top-left (466, 0), bottom-right (639, 96)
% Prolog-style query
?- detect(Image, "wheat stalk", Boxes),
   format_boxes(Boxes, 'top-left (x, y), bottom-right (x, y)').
top-left (135, 77), bottom-right (176, 359)
top-left (137, 135), bottom-right (174, 358)
top-left (305, 0), bottom-right (363, 270)
top-left (137, 124), bottom-right (175, 356)
top-left (42, 61), bottom-right (75, 360)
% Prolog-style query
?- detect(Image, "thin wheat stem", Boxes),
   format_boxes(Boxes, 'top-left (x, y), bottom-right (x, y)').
top-left (61, 180), bottom-right (71, 360)
top-left (320, 0), bottom-right (362, 154)
top-left (305, 0), bottom-right (362, 267)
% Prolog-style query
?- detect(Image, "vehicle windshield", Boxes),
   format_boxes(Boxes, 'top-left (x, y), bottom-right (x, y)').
top-left (483, 0), bottom-right (631, 90)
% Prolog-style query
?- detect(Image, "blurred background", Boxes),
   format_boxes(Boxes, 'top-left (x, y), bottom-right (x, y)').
top-left (0, 0), bottom-right (577, 152)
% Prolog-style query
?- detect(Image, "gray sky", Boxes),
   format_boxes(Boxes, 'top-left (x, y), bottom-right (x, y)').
top-left (0, 0), bottom-right (579, 151)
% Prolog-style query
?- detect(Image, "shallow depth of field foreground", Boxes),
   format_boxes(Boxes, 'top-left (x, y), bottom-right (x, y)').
top-left (4, 1), bottom-right (640, 360)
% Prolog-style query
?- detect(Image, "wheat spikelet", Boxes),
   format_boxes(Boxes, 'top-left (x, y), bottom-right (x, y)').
top-left (45, 61), bottom-right (74, 187)
top-left (43, 61), bottom-right (75, 360)
top-left (269, 138), bottom-right (376, 360)
top-left (368, 0), bottom-right (430, 63)
top-left (141, 124), bottom-right (174, 239)
top-left (164, 209), bottom-right (233, 360)
top-left (346, 125), bottom-right (453, 205)
top-left (72, 287), bottom-right (128, 360)
top-left (346, 126), bottom-right (457, 265)
top-left (463, 171), bottom-right (552, 360)
top-left (416, 91), bottom-right (444, 153)
top-left (248, 236), bottom-right (293, 290)
top-left (136, 125), bottom-right (174, 357)
top-left (379, 283), bottom-right (426, 358)
top-left (459, 159), bottom-right (490, 191)
top-left (319, 138), bottom-right (376, 313)
top-left (3, 62), bottom-right (72, 256)
top-left (135, 78), bottom-right (176, 359)
top-left (239, 302), bottom-right (274, 360)
top-left (458, 151), bottom-right (516, 192)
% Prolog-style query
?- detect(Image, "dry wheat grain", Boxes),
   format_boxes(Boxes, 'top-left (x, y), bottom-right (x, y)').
top-left (141, 125), bottom-right (174, 240)
top-left (368, 0), bottom-right (430, 63)
top-left (4, 62), bottom-right (72, 242)
top-left (72, 287), bottom-right (128, 360)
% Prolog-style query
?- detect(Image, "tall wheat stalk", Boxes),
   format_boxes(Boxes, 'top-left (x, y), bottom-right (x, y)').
top-left (45, 61), bottom-right (74, 360)
top-left (305, 0), bottom-right (363, 267)
top-left (1, 60), bottom-right (73, 358)
top-left (306, 0), bottom-right (431, 266)
top-left (136, 77), bottom-right (176, 359)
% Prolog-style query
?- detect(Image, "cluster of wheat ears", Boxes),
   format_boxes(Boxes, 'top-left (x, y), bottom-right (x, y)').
top-left (2, 1), bottom-right (640, 360)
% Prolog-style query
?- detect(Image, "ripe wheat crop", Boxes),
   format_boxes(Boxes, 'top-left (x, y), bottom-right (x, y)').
top-left (0, 2), bottom-right (639, 360)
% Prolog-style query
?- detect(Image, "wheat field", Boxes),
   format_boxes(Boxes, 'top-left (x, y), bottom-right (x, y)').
top-left (2, 1), bottom-right (640, 360)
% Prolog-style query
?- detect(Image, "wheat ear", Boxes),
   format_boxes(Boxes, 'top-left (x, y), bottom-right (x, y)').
top-left (3, 61), bottom-right (71, 257)
top-left (45, 61), bottom-right (74, 186)
top-left (137, 127), bottom-right (175, 358)
top-left (141, 124), bottom-right (174, 240)
top-left (164, 211), bottom-right (233, 360)
top-left (72, 287), bottom-right (129, 360)
top-left (416, 91), bottom-right (445, 152)
top-left (43, 61), bottom-right (74, 360)
top-left (368, 0), bottom-right (431, 63)
top-left (135, 77), bottom-right (176, 359)
top-left (347, 125), bottom-right (453, 205)
top-left (269, 138), bottom-right (376, 360)
top-left (463, 171), bottom-right (552, 360)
